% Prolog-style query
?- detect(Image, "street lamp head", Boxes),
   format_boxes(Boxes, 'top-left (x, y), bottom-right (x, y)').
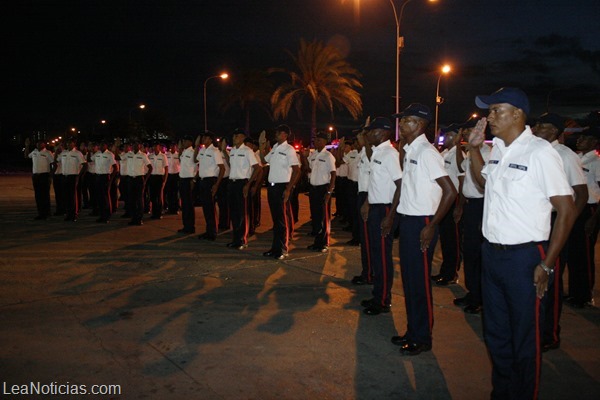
top-left (219, 73), bottom-right (229, 80)
top-left (100, 120), bottom-right (106, 124)
top-left (139, 104), bottom-right (146, 109)
top-left (441, 64), bottom-right (451, 74)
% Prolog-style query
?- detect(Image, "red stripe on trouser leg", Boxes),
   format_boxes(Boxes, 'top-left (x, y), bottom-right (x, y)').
top-left (380, 205), bottom-right (390, 306)
top-left (534, 244), bottom-right (546, 400)
top-left (282, 201), bottom-right (289, 249)
top-left (553, 259), bottom-right (560, 343)
top-left (423, 216), bottom-right (433, 332)
top-left (242, 193), bottom-right (248, 243)
top-left (324, 200), bottom-right (330, 246)
top-left (364, 220), bottom-right (372, 279)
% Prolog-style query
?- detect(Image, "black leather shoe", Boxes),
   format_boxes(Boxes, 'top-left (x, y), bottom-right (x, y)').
top-left (363, 304), bottom-right (391, 315)
top-left (308, 245), bottom-right (328, 253)
top-left (34, 215), bottom-right (47, 220)
top-left (307, 244), bottom-right (317, 250)
top-left (263, 250), bottom-right (275, 257)
top-left (273, 252), bottom-right (288, 260)
top-left (178, 228), bottom-right (195, 234)
top-left (463, 304), bottom-right (482, 314)
top-left (542, 340), bottom-right (560, 352)
top-left (453, 296), bottom-right (469, 307)
top-left (226, 242), bottom-right (237, 248)
top-left (361, 298), bottom-right (376, 308)
top-left (400, 342), bottom-right (432, 356)
top-left (435, 276), bottom-right (459, 286)
top-left (431, 274), bottom-right (442, 282)
top-left (236, 244), bottom-right (248, 250)
top-left (565, 297), bottom-right (586, 308)
top-left (96, 218), bottom-right (109, 224)
top-left (351, 276), bottom-right (371, 285)
top-left (391, 334), bottom-right (409, 346)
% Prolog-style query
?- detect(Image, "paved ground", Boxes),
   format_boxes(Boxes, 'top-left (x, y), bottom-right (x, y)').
top-left (0, 174), bottom-right (598, 399)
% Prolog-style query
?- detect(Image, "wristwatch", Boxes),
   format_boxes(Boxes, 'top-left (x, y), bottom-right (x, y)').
top-left (539, 260), bottom-right (554, 275)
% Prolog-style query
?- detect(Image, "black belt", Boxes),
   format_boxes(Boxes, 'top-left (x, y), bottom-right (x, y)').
top-left (269, 182), bottom-right (288, 186)
top-left (230, 178), bottom-right (248, 182)
top-left (484, 239), bottom-right (544, 251)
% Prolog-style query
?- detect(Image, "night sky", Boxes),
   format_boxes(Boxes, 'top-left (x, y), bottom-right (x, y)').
top-left (2, 0), bottom-right (599, 142)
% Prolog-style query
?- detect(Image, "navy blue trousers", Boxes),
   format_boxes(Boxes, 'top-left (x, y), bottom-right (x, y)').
top-left (228, 179), bottom-right (249, 246)
top-left (482, 240), bottom-right (547, 400)
top-left (367, 204), bottom-right (396, 307)
top-left (398, 215), bottom-right (437, 346)
top-left (267, 183), bottom-right (292, 254)
top-left (358, 192), bottom-right (372, 282)
top-left (198, 177), bottom-right (218, 238)
top-left (438, 201), bottom-right (461, 280)
top-left (463, 197), bottom-right (484, 306)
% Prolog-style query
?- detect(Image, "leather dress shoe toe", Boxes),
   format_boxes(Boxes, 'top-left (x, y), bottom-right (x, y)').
top-left (263, 250), bottom-right (275, 257)
top-left (351, 276), bottom-right (370, 285)
top-left (273, 252), bottom-right (288, 260)
top-left (361, 298), bottom-right (376, 308)
top-left (363, 304), bottom-right (391, 315)
top-left (463, 304), bottom-right (482, 314)
top-left (391, 334), bottom-right (409, 346)
top-left (236, 244), bottom-right (248, 250)
top-left (453, 296), bottom-right (469, 307)
top-left (435, 276), bottom-right (459, 286)
top-left (430, 274), bottom-right (442, 281)
top-left (542, 340), bottom-right (560, 352)
top-left (400, 342), bottom-right (432, 356)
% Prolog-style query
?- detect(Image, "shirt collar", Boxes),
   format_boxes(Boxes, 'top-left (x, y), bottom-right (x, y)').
top-left (492, 125), bottom-right (533, 151)
top-left (403, 134), bottom-right (428, 151)
top-left (374, 139), bottom-right (392, 151)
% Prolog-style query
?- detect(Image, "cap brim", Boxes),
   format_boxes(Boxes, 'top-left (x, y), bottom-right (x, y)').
top-left (475, 96), bottom-right (492, 109)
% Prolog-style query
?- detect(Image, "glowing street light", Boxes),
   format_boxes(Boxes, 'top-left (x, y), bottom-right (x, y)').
top-left (380, 0), bottom-right (439, 140)
top-left (203, 72), bottom-right (229, 132)
top-left (434, 64), bottom-right (451, 139)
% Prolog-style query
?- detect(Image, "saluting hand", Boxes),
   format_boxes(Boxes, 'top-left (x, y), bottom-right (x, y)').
top-left (468, 118), bottom-right (487, 148)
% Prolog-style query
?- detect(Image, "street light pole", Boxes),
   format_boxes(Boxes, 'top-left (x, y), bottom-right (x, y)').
top-left (434, 64), bottom-right (451, 139)
top-left (203, 73), bottom-right (229, 132)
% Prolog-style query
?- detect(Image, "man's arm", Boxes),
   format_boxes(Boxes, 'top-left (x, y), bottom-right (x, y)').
top-left (467, 119), bottom-right (488, 188)
top-left (420, 176), bottom-right (457, 250)
top-left (283, 165), bottom-right (301, 203)
top-left (535, 195), bottom-right (576, 298)
top-left (381, 178), bottom-right (402, 236)
top-left (212, 164), bottom-right (225, 198)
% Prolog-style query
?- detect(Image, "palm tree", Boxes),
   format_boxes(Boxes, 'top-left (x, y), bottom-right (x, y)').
top-left (220, 69), bottom-right (273, 134)
top-left (270, 39), bottom-right (363, 144)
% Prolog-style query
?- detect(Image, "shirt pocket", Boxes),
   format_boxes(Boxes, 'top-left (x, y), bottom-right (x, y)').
top-left (499, 165), bottom-right (530, 198)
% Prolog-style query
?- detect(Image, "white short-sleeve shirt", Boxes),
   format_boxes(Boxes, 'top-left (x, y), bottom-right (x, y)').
top-left (343, 149), bottom-right (360, 182)
top-left (94, 150), bottom-right (117, 174)
top-left (398, 134), bottom-right (448, 216)
top-left (167, 151), bottom-right (180, 174)
top-left (229, 143), bottom-right (258, 180)
top-left (149, 152), bottom-right (168, 175)
top-left (264, 141), bottom-right (299, 183)
top-left (61, 148), bottom-right (86, 176)
top-left (580, 150), bottom-right (600, 204)
top-left (28, 149), bottom-right (54, 174)
top-left (481, 127), bottom-right (572, 244)
top-left (441, 146), bottom-right (465, 191)
top-left (309, 148), bottom-right (336, 186)
top-left (196, 144), bottom-right (224, 178)
top-left (367, 140), bottom-right (402, 204)
top-left (358, 147), bottom-right (371, 192)
top-left (552, 141), bottom-right (585, 188)
top-left (127, 151), bottom-right (151, 177)
top-left (179, 147), bottom-right (196, 178)
top-left (462, 144), bottom-right (492, 199)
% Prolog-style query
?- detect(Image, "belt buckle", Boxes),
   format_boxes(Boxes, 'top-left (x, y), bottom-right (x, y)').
top-left (270, 182), bottom-right (275, 186)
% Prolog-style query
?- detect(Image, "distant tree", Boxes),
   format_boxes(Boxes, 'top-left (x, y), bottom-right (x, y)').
top-left (221, 69), bottom-right (274, 134)
top-left (270, 39), bottom-right (362, 144)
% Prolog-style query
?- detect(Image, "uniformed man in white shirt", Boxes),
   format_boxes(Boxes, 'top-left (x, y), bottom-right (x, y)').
top-left (359, 117), bottom-right (402, 316)
top-left (26, 140), bottom-right (55, 220)
top-left (148, 143), bottom-right (169, 220)
top-left (118, 144), bottom-right (132, 218)
top-left (93, 140), bottom-right (118, 223)
top-left (469, 87), bottom-right (575, 399)
top-left (223, 129), bottom-right (261, 249)
top-left (126, 141), bottom-right (152, 226)
top-left (533, 112), bottom-right (588, 351)
top-left (52, 144), bottom-right (66, 216)
top-left (195, 132), bottom-right (225, 240)
top-left (390, 104), bottom-right (456, 356)
top-left (351, 125), bottom-right (374, 285)
top-left (433, 124), bottom-right (464, 287)
top-left (165, 143), bottom-right (181, 214)
top-left (217, 136), bottom-right (231, 230)
top-left (566, 125), bottom-right (600, 308)
top-left (259, 125), bottom-right (301, 259)
top-left (341, 138), bottom-right (361, 245)
top-left (61, 138), bottom-right (87, 221)
top-left (306, 132), bottom-right (337, 252)
top-left (244, 137), bottom-right (264, 235)
top-left (453, 117), bottom-right (491, 314)
top-left (178, 135), bottom-right (200, 234)
top-left (86, 142), bottom-right (100, 215)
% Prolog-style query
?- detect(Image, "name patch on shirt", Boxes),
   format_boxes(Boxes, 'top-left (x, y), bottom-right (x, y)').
top-left (373, 160), bottom-right (382, 165)
top-left (444, 160), bottom-right (451, 165)
top-left (278, 152), bottom-right (286, 156)
top-left (318, 159), bottom-right (326, 163)
top-left (410, 159), bottom-right (417, 165)
top-left (489, 160), bottom-right (499, 165)
top-left (508, 163), bottom-right (527, 171)
top-left (583, 167), bottom-right (590, 172)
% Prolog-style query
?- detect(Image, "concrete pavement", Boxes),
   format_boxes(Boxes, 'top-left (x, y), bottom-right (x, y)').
top-left (0, 174), bottom-right (598, 399)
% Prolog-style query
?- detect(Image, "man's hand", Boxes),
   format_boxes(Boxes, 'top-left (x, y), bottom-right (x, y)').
top-left (283, 188), bottom-right (291, 203)
top-left (243, 183), bottom-right (250, 198)
top-left (381, 214), bottom-right (394, 237)
top-left (419, 224), bottom-right (436, 252)
top-left (211, 184), bottom-right (218, 198)
top-left (453, 205), bottom-right (463, 224)
top-left (468, 118), bottom-right (487, 148)
top-left (360, 201), bottom-right (369, 222)
top-left (534, 264), bottom-right (550, 299)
